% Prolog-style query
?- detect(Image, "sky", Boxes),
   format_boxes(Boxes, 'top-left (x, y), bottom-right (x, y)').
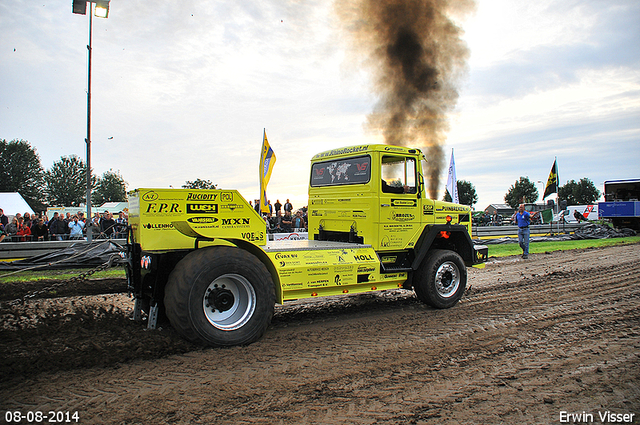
top-left (1, 0), bottom-right (639, 211)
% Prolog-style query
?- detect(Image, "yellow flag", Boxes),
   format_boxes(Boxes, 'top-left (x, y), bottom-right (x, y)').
top-left (259, 129), bottom-right (276, 214)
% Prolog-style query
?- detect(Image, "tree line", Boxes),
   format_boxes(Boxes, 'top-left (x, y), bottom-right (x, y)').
top-left (0, 139), bottom-right (127, 212)
top-left (444, 176), bottom-right (600, 210)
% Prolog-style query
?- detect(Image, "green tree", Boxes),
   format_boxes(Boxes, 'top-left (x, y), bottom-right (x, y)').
top-left (504, 177), bottom-right (538, 209)
top-left (0, 139), bottom-right (45, 210)
top-left (45, 155), bottom-right (94, 206)
top-left (558, 178), bottom-right (601, 205)
top-left (443, 180), bottom-right (478, 207)
top-left (94, 170), bottom-right (128, 205)
top-left (182, 179), bottom-right (217, 189)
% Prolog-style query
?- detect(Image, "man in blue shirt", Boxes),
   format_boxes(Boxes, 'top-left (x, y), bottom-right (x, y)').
top-left (515, 203), bottom-right (531, 259)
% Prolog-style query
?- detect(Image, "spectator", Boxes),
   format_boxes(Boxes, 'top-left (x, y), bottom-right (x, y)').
top-left (68, 215), bottom-right (85, 239)
top-left (292, 210), bottom-right (306, 230)
top-left (284, 199), bottom-right (293, 213)
top-left (77, 212), bottom-right (86, 234)
top-left (50, 213), bottom-right (68, 241)
top-left (273, 210), bottom-right (283, 233)
top-left (281, 210), bottom-right (293, 232)
top-left (0, 225), bottom-right (5, 242)
top-left (274, 199), bottom-right (282, 215)
top-left (265, 212), bottom-right (277, 233)
top-left (30, 218), bottom-right (49, 241)
top-left (16, 217), bottom-right (31, 241)
top-left (0, 208), bottom-right (8, 228)
top-left (100, 211), bottom-right (116, 238)
top-left (5, 217), bottom-right (18, 237)
top-left (267, 200), bottom-right (273, 214)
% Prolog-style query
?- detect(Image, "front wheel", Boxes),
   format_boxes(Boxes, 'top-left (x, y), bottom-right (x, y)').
top-left (414, 249), bottom-right (467, 309)
top-left (164, 246), bottom-right (275, 347)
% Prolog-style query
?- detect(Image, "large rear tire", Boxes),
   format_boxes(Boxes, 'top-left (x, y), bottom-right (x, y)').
top-left (414, 249), bottom-right (467, 309)
top-left (164, 246), bottom-right (275, 347)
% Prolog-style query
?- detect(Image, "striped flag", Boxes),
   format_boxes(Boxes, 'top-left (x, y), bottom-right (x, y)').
top-left (259, 129), bottom-right (276, 214)
top-left (446, 149), bottom-right (459, 204)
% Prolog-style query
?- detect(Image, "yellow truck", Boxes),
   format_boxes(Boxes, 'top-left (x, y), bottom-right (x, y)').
top-left (126, 144), bottom-right (487, 346)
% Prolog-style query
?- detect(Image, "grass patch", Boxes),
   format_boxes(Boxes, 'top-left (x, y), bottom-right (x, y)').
top-left (487, 236), bottom-right (640, 258)
top-left (0, 267), bottom-right (126, 283)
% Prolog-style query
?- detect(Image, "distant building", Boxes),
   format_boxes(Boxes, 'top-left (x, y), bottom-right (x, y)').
top-left (484, 204), bottom-right (513, 216)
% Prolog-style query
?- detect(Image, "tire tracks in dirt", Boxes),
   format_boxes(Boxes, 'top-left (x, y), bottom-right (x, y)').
top-left (1, 244), bottom-right (638, 424)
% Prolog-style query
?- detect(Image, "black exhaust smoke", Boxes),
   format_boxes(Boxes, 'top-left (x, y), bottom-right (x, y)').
top-left (337, 0), bottom-right (473, 198)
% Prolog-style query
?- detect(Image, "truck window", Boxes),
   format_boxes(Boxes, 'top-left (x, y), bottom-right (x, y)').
top-left (381, 156), bottom-right (416, 194)
top-left (310, 155), bottom-right (371, 187)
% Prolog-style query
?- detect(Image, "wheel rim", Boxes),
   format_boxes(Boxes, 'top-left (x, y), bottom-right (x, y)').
top-left (202, 274), bottom-right (256, 331)
top-left (434, 261), bottom-right (460, 298)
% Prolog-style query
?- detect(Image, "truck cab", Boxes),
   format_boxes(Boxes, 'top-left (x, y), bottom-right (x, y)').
top-left (308, 145), bottom-right (482, 271)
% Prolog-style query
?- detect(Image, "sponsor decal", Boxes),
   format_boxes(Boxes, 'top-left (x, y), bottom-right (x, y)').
top-left (141, 255), bottom-right (151, 269)
top-left (221, 218), bottom-right (250, 225)
top-left (308, 279), bottom-right (330, 287)
top-left (241, 231), bottom-right (264, 242)
top-left (187, 217), bottom-right (218, 224)
top-left (186, 192), bottom-right (217, 201)
top-left (220, 203), bottom-right (243, 211)
top-left (312, 145), bottom-right (369, 159)
top-left (391, 212), bottom-right (415, 221)
top-left (143, 223), bottom-right (174, 230)
top-left (274, 233), bottom-right (307, 241)
top-left (186, 203), bottom-right (219, 214)
top-left (145, 203), bottom-right (181, 214)
top-left (392, 199), bottom-right (417, 207)
top-left (437, 205), bottom-right (469, 212)
top-left (275, 252), bottom-right (299, 260)
top-left (357, 265), bottom-right (376, 273)
top-left (423, 204), bottom-right (434, 215)
top-left (142, 191), bottom-right (159, 202)
top-left (220, 192), bottom-right (234, 202)
top-left (354, 254), bottom-right (375, 261)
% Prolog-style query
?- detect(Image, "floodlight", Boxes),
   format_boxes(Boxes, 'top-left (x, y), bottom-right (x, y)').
top-left (72, 0), bottom-right (86, 15)
top-left (94, 0), bottom-right (110, 18)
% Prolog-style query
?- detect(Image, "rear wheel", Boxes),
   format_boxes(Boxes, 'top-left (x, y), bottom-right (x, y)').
top-left (414, 249), bottom-right (466, 309)
top-left (164, 246), bottom-right (275, 346)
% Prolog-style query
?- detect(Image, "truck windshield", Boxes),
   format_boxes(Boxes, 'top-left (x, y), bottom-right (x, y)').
top-left (310, 155), bottom-right (371, 187)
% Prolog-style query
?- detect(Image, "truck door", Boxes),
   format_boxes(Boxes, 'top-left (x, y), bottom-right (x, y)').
top-left (378, 155), bottom-right (422, 252)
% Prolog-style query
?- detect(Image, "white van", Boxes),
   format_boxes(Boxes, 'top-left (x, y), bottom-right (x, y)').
top-left (557, 205), bottom-right (599, 223)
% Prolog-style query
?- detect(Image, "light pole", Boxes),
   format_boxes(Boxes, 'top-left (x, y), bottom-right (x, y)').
top-left (73, 0), bottom-right (110, 242)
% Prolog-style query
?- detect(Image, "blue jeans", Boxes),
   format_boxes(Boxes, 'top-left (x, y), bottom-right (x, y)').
top-left (518, 226), bottom-right (530, 257)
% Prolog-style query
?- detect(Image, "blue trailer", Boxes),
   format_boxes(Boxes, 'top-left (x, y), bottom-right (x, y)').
top-left (598, 179), bottom-right (640, 230)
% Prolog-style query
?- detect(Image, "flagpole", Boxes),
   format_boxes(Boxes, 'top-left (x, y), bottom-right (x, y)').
top-left (555, 156), bottom-right (560, 233)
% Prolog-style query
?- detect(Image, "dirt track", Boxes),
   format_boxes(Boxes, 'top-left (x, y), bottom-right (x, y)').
top-left (1, 244), bottom-right (639, 424)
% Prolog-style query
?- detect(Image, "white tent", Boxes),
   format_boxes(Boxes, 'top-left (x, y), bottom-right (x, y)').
top-left (0, 192), bottom-right (34, 219)
top-left (98, 202), bottom-right (129, 215)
